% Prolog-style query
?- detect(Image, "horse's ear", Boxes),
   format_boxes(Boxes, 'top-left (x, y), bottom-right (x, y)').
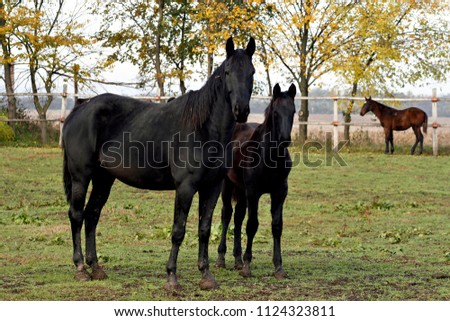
top-left (226, 37), bottom-right (235, 59)
top-left (365, 96), bottom-right (369, 101)
top-left (288, 84), bottom-right (296, 99)
top-left (246, 37), bottom-right (256, 57)
top-left (369, 95), bottom-right (372, 100)
top-left (273, 83), bottom-right (281, 98)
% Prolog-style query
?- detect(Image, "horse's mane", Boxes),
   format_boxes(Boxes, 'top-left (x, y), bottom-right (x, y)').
top-left (371, 99), bottom-right (393, 110)
top-left (182, 62), bottom-right (226, 129)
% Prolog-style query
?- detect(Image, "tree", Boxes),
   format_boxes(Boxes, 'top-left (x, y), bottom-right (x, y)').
top-left (1, 0), bottom-right (95, 144)
top-left (192, 0), bottom-right (264, 77)
top-left (96, 0), bottom-right (202, 96)
top-left (0, 0), bottom-right (27, 131)
top-left (264, 0), bottom-right (356, 143)
top-left (13, 0), bottom-right (93, 143)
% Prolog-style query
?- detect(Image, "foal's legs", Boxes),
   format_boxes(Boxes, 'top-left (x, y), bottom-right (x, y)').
top-left (165, 182), bottom-right (195, 291)
top-left (384, 128), bottom-right (394, 154)
top-left (270, 185), bottom-right (288, 279)
top-left (241, 192), bottom-right (261, 277)
top-left (216, 178), bottom-right (233, 268)
top-left (383, 128), bottom-right (391, 154)
top-left (197, 184), bottom-right (222, 290)
top-left (389, 129), bottom-right (394, 154)
top-left (411, 126), bottom-right (423, 155)
top-left (84, 170), bottom-right (115, 280)
top-left (232, 190), bottom-right (247, 270)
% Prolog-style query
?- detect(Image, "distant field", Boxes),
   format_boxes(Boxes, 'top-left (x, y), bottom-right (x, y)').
top-left (1, 147), bottom-right (449, 300)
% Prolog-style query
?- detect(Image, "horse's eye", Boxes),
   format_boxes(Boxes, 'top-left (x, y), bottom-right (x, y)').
top-left (225, 70), bottom-right (230, 76)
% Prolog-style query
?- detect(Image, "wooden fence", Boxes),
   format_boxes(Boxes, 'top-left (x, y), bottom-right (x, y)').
top-left (1, 85), bottom-right (449, 155)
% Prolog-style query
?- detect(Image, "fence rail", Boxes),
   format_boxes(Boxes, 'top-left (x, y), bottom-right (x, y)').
top-left (1, 87), bottom-right (448, 155)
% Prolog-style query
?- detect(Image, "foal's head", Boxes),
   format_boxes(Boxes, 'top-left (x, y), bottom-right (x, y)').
top-left (266, 83), bottom-right (296, 146)
top-left (360, 96), bottom-right (374, 116)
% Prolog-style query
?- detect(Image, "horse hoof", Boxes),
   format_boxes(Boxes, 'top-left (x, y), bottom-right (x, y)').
top-left (215, 256), bottom-right (226, 269)
top-left (199, 276), bottom-right (219, 291)
top-left (164, 281), bottom-right (182, 292)
top-left (164, 273), bottom-right (182, 292)
top-left (234, 258), bottom-right (244, 270)
top-left (91, 265), bottom-right (108, 280)
top-left (274, 270), bottom-right (287, 280)
top-left (75, 268), bottom-right (91, 281)
top-left (239, 264), bottom-right (251, 278)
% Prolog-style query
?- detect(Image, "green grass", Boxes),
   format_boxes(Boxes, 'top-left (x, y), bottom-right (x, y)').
top-left (1, 147), bottom-right (450, 300)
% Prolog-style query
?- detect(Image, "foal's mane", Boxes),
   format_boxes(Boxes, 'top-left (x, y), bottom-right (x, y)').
top-left (370, 99), bottom-right (392, 110)
top-left (263, 97), bottom-right (276, 123)
top-left (182, 62), bottom-right (226, 129)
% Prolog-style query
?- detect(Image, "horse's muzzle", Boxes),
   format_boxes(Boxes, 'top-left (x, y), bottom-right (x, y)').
top-left (234, 104), bottom-right (250, 123)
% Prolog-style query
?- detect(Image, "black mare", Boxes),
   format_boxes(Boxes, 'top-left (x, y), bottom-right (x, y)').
top-left (62, 37), bottom-right (256, 291)
top-left (216, 84), bottom-right (296, 278)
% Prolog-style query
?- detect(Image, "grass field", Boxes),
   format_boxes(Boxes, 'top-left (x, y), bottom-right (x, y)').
top-left (1, 147), bottom-right (449, 301)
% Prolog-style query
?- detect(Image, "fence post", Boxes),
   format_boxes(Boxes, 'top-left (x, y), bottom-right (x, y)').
top-left (431, 88), bottom-right (439, 156)
top-left (332, 88), bottom-right (339, 152)
top-left (59, 84), bottom-right (67, 148)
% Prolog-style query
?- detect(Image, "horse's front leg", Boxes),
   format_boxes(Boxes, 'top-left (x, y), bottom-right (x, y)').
top-left (270, 185), bottom-right (288, 279)
top-left (384, 128), bottom-right (393, 154)
top-left (165, 182), bottom-right (195, 291)
top-left (390, 130), bottom-right (394, 154)
top-left (241, 193), bottom-right (261, 278)
top-left (198, 183), bottom-right (222, 290)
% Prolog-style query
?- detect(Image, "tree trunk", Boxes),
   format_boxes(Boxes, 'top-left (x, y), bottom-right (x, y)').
top-left (38, 112), bottom-right (47, 145)
top-left (260, 41), bottom-right (272, 95)
top-left (73, 64), bottom-right (80, 105)
top-left (207, 52), bottom-right (213, 77)
top-left (4, 63), bottom-right (16, 131)
top-left (155, 0), bottom-right (165, 98)
top-left (0, 2), bottom-right (16, 131)
top-left (298, 13), bottom-right (309, 144)
top-left (180, 79), bottom-right (187, 94)
top-left (343, 82), bottom-right (358, 143)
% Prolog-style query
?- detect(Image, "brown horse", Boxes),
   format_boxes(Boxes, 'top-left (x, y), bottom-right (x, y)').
top-left (360, 97), bottom-right (428, 155)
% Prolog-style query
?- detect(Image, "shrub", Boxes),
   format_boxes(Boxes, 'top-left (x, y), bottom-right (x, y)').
top-left (0, 116), bottom-right (15, 142)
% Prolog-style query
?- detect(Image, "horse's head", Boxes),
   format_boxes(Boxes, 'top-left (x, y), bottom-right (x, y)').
top-left (269, 83), bottom-right (296, 147)
top-left (360, 96), bottom-right (373, 116)
top-left (224, 37), bottom-right (256, 123)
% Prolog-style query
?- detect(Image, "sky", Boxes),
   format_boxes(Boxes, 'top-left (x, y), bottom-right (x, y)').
top-left (6, 0), bottom-right (450, 99)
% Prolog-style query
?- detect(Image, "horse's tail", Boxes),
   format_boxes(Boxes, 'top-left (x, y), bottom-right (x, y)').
top-left (63, 149), bottom-right (72, 203)
top-left (423, 112), bottom-right (428, 134)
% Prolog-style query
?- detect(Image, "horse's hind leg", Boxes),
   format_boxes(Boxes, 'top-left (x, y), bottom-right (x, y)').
top-left (419, 130), bottom-right (424, 155)
top-left (216, 178), bottom-right (233, 268)
top-left (84, 170), bottom-right (115, 280)
top-left (411, 126), bottom-right (423, 155)
top-left (233, 189), bottom-right (247, 270)
top-left (68, 176), bottom-right (91, 281)
top-left (389, 130), bottom-right (394, 154)
top-left (271, 184), bottom-right (288, 279)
